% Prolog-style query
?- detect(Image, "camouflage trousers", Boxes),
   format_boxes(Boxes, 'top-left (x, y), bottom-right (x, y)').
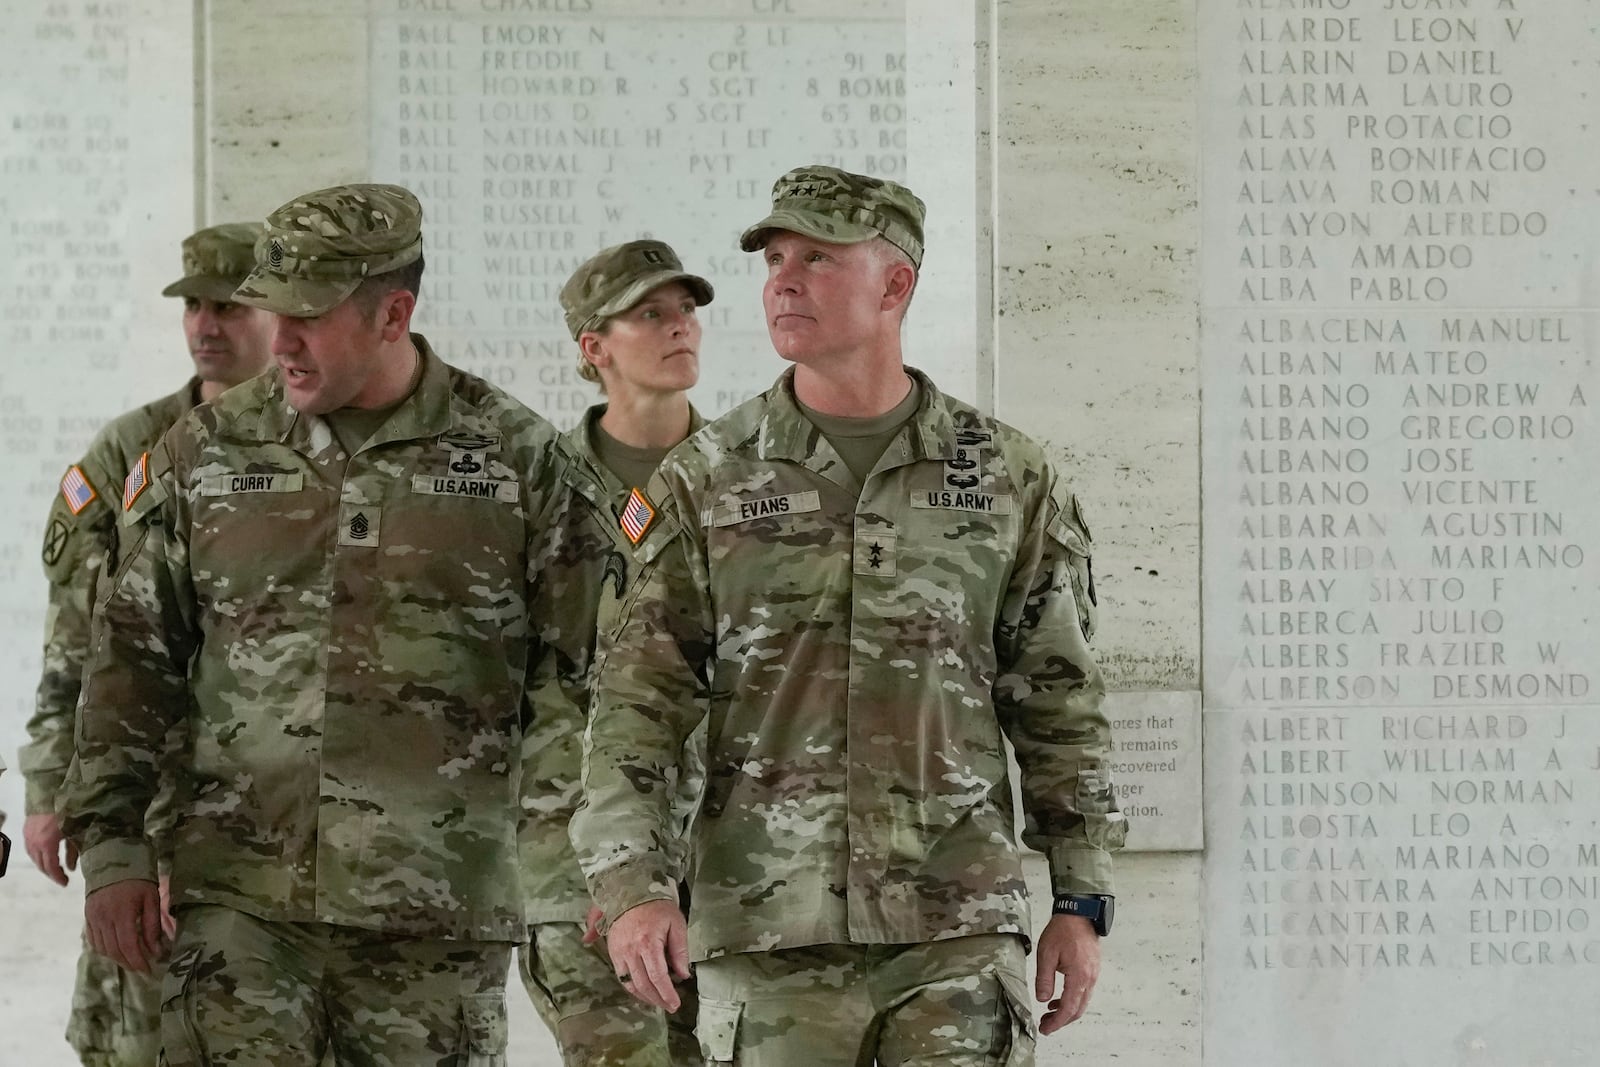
top-left (691, 934), bottom-right (1035, 1066)
top-left (67, 931), bottom-right (161, 1067)
top-left (518, 920), bottom-right (702, 1066)
top-left (159, 905), bottom-right (510, 1067)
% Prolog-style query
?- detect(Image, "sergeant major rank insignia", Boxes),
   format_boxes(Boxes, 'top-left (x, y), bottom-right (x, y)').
top-left (620, 487), bottom-right (655, 545)
top-left (122, 453), bottom-right (151, 511)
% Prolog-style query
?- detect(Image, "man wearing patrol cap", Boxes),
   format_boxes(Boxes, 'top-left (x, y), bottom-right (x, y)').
top-left (517, 238), bottom-right (713, 1065)
top-left (573, 165), bottom-right (1125, 1063)
top-left (20, 221), bottom-right (272, 1067)
top-left (61, 183), bottom-right (571, 1066)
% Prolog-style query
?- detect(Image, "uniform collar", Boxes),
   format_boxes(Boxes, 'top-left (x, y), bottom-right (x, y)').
top-left (758, 365), bottom-right (959, 465)
top-left (254, 334), bottom-right (491, 457)
top-left (560, 402), bottom-right (705, 505)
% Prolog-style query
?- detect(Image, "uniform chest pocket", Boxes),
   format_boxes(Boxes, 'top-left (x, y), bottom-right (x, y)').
top-left (191, 472), bottom-right (326, 589)
top-left (895, 495), bottom-right (1023, 630)
top-left (704, 490), bottom-right (837, 552)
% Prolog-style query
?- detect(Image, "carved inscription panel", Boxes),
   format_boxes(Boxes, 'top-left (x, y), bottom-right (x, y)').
top-left (371, 0), bottom-right (911, 427)
top-left (0, 0), bottom-right (191, 821)
top-left (1201, 0), bottom-right (1600, 1061)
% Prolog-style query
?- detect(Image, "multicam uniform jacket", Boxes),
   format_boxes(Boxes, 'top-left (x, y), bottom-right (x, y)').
top-left (522, 405), bottom-right (704, 925)
top-left (61, 337), bottom-right (568, 942)
top-left (573, 368), bottom-right (1126, 962)
top-left (21, 380), bottom-right (199, 852)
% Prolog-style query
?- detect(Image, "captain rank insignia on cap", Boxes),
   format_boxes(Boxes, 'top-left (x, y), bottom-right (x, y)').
top-left (620, 487), bottom-right (656, 545)
top-left (123, 453), bottom-right (151, 511)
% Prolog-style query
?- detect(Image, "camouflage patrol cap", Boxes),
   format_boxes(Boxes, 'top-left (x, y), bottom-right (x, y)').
top-left (161, 223), bottom-right (265, 303)
top-left (739, 164), bottom-right (926, 268)
top-left (560, 239), bottom-right (714, 341)
top-left (233, 184), bottom-right (423, 317)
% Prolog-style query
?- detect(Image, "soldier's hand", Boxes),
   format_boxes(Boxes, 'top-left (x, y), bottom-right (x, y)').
top-left (23, 812), bottom-right (77, 886)
top-left (85, 878), bottom-right (167, 975)
top-left (158, 873), bottom-right (179, 939)
top-left (1035, 913), bottom-right (1102, 1035)
top-left (582, 903), bottom-right (606, 945)
top-left (605, 898), bottom-right (690, 1013)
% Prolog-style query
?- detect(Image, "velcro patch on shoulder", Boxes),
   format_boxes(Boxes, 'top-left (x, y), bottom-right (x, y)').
top-left (42, 517), bottom-right (71, 568)
top-left (122, 453), bottom-right (152, 511)
top-left (59, 465), bottom-right (98, 515)
top-left (620, 486), bottom-right (656, 545)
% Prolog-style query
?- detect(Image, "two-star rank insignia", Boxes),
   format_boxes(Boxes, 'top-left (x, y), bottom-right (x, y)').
top-left (620, 487), bottom-right (656, 545)
top-left (122, 453), bottom-right (151, 511)
top-left (59, 465), bottom-right (97, 515)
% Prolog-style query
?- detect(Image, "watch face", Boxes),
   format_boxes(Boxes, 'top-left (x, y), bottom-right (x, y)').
top-left (1100, 895), bottom-right (1114, 935)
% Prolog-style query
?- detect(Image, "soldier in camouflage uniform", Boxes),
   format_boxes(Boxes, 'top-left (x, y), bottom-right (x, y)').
top-left (519, 239), bottom-right (713, 1065)
top-left (59, 184), bottom-right (571, 1067)
top-left (571, 166), bottom-right (1127, 1065)
top-left (19, 222), bottom-right (273, 1067)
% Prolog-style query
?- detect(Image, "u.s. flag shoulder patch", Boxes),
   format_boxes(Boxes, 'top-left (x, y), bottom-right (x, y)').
top-left (123, 452), bottom-right (151, 511)
top-left (60, 465), bottom-right (97, 515)
top-left (619, 486), bottom-right (656, 545)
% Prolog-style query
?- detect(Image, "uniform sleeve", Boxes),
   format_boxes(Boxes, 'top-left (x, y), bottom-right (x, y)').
top-left (19, 463), bottom-right (116, 816)
top-left (571, 476), bottom-right (715, 923)
top-left (994, 476), bottom-right (1127, 896)
top-left (59, 442), bottom-right (198, 891)
top-left (518, 477), bottom-right (611, 920)
top-left (588, 521), bottom-right (707, 889)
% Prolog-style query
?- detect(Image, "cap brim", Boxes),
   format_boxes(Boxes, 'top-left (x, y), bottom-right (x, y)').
top-left (592, 270), bottom-right (715, 322)
top-left (739, 208), bottom-right (880, 253)
top-left (162, 276), bottom-right (249, 302)
top-left (231, 268), bottom-right (362, 318)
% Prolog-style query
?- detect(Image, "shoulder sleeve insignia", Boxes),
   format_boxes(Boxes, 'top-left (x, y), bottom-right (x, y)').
top-left (42, 518), bottom-right (70, 566)
top-left (619, 486), bottom-right (656, 545)
top-left (59, 465), bottom-right (97, 515)
top-left (122, 452), bottom-right (151, 511)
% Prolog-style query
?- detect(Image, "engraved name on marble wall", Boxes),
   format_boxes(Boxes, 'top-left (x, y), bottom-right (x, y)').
top-left (372, 0), bottom-right (909, 426)
top-left (1201, 0), bottom-right (1600, 1061)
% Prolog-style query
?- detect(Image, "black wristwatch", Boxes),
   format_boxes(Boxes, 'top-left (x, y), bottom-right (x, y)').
top-left (1053, 894), bottom-right (1114, 937)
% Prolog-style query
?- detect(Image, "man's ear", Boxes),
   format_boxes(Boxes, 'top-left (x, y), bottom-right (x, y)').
top-left (881, 260), bottom-right (917, 313)
top-left (379, 288), bottom-right (417, 342)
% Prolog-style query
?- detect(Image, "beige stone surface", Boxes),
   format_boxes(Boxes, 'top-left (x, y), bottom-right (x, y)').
top-left (205, 0), bottom-right (369, 220)
top-left (995, 0), bottom-right (1199, 693)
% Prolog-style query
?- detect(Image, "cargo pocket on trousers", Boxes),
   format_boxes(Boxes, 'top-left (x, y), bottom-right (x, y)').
top-left (696, 997), bottom-right (743, 1063)
top-left (993, 969), bottom-right (1039, 1065)
top-left (157, 948), bottom-right (208, 1067)
top-left (460, 992), bottom-right (508, 1066)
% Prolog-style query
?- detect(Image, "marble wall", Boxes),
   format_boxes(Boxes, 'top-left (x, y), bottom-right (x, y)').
top-left (1199, 0), bottom-right (1600, 1062)
top-left (0, 2), bottom-right (1208, 1064)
